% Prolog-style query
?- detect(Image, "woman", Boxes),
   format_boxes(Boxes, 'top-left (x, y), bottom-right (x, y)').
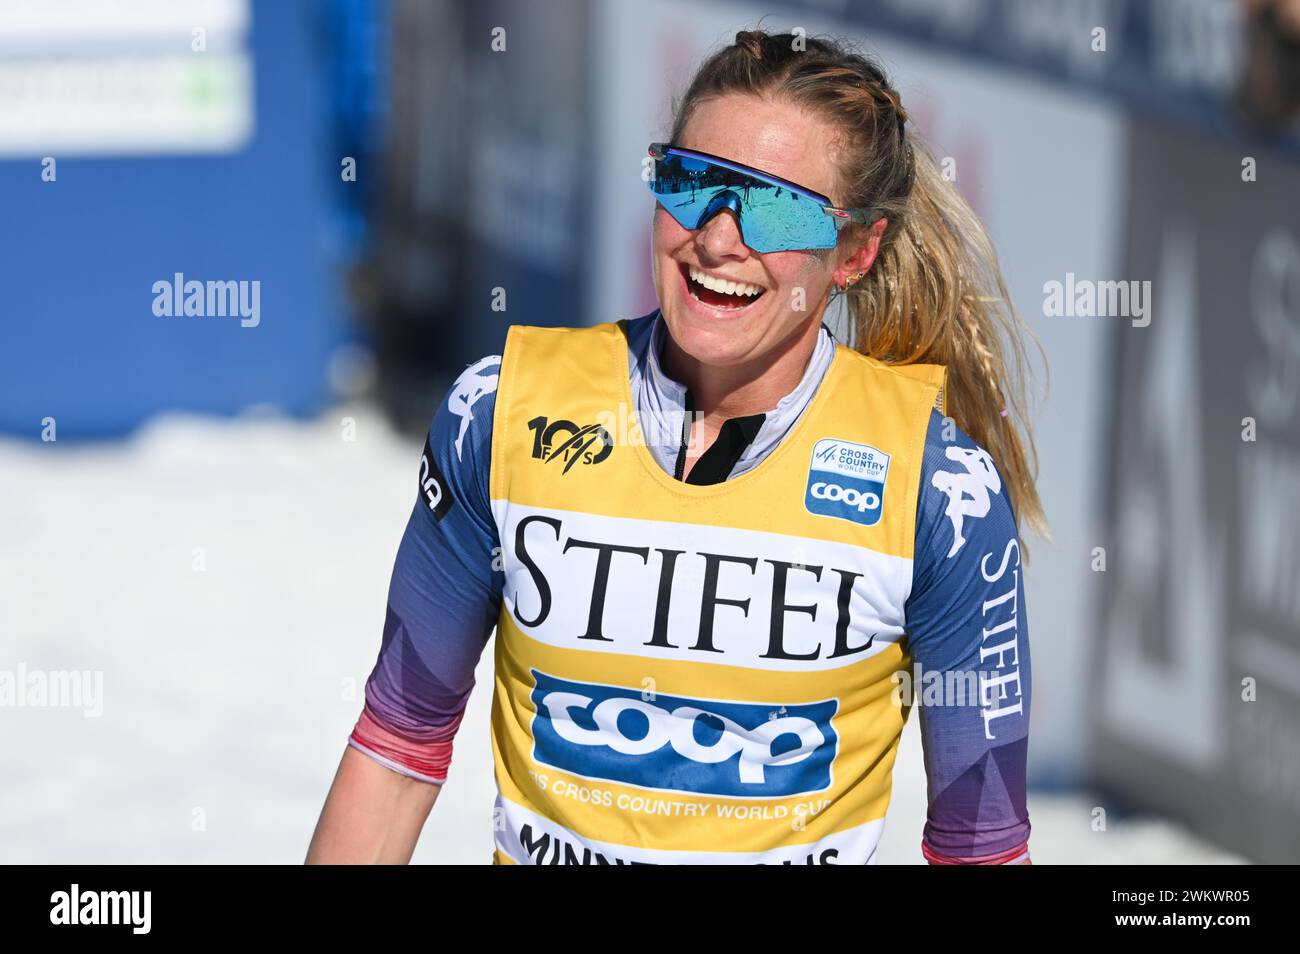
top-left (309, 29), bottom-right (1044, 865)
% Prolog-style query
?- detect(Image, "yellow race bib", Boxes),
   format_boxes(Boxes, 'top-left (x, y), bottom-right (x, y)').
top-left (487, 319), bottom-right (944, 864)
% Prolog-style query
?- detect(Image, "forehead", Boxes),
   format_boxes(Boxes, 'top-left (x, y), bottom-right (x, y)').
top-left (677, 93), bottom-right (843, 202)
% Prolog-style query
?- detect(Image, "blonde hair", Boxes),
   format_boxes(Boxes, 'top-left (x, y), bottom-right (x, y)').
top-left (671, 28), bottom-right (1048, 540)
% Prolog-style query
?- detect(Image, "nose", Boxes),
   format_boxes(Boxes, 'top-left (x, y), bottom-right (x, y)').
top-left (694, 190), bottom-right (750, 257)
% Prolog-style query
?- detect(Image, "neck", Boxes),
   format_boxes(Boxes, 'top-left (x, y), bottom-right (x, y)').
top-left (661, 314), bottom-right (824, 422)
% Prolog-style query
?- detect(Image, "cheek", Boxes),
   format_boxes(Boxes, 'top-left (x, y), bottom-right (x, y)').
top-left (764, 252), bottom-right (831, 296)
top-left (651, 207), bottom-right (689, 255)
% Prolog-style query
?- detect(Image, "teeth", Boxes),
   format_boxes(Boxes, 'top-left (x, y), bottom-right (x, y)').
top-left (688, 265), bottom-right (763, 298)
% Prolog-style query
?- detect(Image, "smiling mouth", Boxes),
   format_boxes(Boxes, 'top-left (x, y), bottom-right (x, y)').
top-left (680, 263), bottom-right (766, 310)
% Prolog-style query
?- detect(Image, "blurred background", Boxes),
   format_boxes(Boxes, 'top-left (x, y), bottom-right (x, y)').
top-left (2, 0), bottom-right (1298, 864)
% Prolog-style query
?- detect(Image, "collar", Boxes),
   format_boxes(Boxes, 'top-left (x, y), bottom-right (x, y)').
top-left (627, 309), bottom-right (837, 482)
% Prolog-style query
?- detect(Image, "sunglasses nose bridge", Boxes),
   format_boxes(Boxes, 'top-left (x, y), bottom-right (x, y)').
top-left (693, 190), bottom-right (755, 253)
top-left (694, 189), bottom-right (744, 232)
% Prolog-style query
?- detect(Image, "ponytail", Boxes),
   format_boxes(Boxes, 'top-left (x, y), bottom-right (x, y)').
top-left (845, 140), bottom-right (1048, 540)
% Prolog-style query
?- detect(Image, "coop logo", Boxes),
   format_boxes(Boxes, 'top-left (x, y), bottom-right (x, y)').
top-left (527, 415), bottom-right (613, 474)
top-left (529, 670), bottom-right (837, 797)
top-left (805, 438), bottom-right (890, 526)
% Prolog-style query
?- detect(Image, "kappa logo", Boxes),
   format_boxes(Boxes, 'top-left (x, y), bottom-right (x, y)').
top-left (527, 415), bottom-right (613, 474)
top-left (529, 670), bottom-right (838, 797)
top-left (448, 355), bottom-right (501, 462)
top-left (805, 438), bottom-right (890, 527)
top-left (930, 446), bottom-right (1001, 558)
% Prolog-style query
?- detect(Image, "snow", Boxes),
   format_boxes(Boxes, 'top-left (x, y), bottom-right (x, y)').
top-left (0, 407), bottom-right (1244, 863)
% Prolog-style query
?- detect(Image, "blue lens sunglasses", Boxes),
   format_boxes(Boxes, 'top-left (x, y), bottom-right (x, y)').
top-left (647, 142), bottom-right (884, 253)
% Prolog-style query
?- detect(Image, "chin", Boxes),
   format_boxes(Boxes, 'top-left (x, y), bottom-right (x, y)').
top-left (657, 276), bottom-right (775, 370)
top-left (659, 296), bottom-right (768, 369)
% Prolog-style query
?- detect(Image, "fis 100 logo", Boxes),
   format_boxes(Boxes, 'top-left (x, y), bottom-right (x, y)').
top-left (529, 671), bottom-right (838, 798)
top-left (805, 438), bottom-right (890, 527)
